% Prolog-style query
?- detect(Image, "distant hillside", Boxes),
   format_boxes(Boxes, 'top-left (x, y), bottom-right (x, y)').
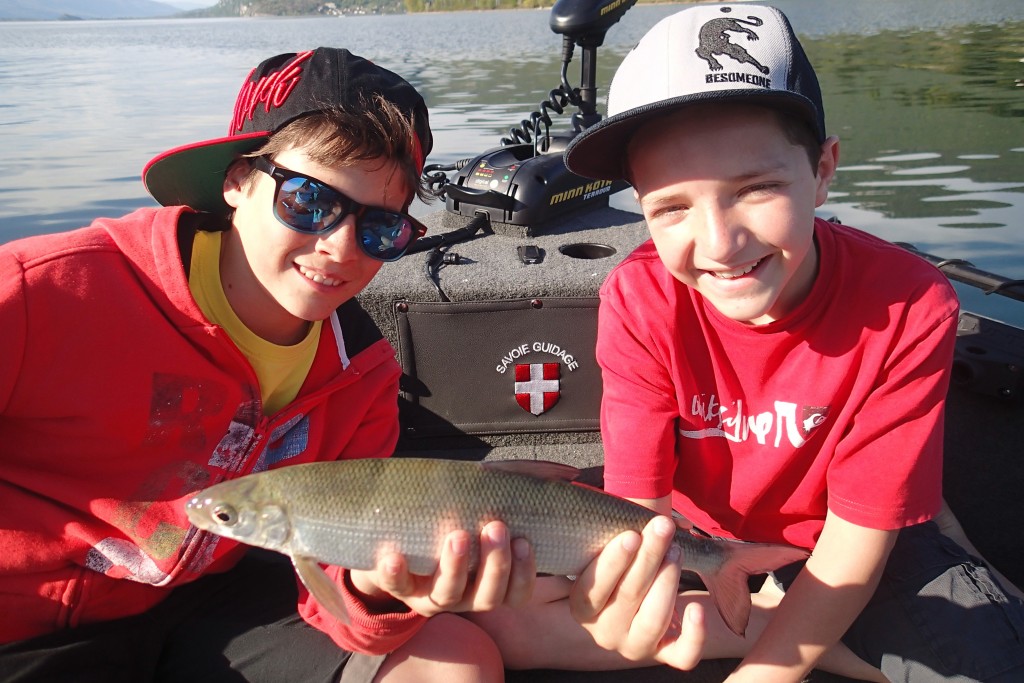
top-left (0, 0), bottom-right (182, 20)
top-left (189, 0), bottom-right (549, 17)
top-left (187, 0), bottom-right (385, 17)
top-left (1, 0), bottom-right (585, 20)
top-left (186, 0), bottom-right (398, 16)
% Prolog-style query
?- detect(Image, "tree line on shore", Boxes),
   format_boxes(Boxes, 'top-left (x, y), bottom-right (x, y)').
top-left (192, 0), bottom-right (663, 17)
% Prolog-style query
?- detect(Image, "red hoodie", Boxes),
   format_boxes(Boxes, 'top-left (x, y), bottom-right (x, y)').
top-left (0, 206), bottom-right (423, 654)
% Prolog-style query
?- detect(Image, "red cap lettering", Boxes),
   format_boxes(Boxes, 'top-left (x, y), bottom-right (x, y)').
top-left (229, 50), bottom-right (314, 134)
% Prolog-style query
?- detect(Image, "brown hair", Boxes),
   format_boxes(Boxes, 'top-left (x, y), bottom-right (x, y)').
top-left (625, 102), bottom-right (824, 184)
top-left (772, 107), bottom-right (824, 172)
top-left (241, 93), bottom-right (430, 205)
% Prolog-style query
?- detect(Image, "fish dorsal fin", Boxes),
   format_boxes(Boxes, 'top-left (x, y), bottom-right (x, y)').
top-left (292, 555), bottom-right (351, 625)
top-left (481, 459), bottom-right (580, 482)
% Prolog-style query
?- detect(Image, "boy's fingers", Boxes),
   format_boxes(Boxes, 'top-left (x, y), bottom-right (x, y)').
top-left (570, 529), bottom-right (642, 621)
top-left (371, 551), bottom-right (413, 597)
top-left (658, 600), bottom-right (706, 670)
top-left (427, 530), bottom-right (471, 609)
top-left (568, 516), bottom-right (682, 660)
top-left (628, 542), bottom-right (682, 650)
top-left (467, 521), bottom-right (513, 611)
top-left (503, 537), bottom-right (536, 607)
top-left (615, 516), bottom-right (677, 607)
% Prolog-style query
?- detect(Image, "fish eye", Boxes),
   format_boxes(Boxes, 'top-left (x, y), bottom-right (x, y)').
top-left (212, 503), bottom-right (239, 527)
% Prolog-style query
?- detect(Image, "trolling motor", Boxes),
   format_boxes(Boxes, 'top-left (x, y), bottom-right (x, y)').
top-left (426, 0), bottom-right (637, 232)
top-left (550, 0), bottom-right (638, 129)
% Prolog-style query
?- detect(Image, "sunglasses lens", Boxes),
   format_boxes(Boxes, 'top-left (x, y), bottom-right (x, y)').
top-left (359, 211), bottom-right (418, 261)
top-left (259, 158), bottom-right (422, 259)
top-left (276, 176), bottom-right (346, 233)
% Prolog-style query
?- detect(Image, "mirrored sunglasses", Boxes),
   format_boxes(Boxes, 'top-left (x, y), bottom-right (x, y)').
top-left (251, 156), bottom-right (427, 262)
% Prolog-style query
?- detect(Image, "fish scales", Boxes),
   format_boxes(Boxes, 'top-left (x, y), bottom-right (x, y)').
top-left (263, 458), bottom-right (643, 575)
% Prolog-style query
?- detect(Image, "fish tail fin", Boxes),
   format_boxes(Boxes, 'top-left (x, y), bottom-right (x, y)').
top-left (701, 542), bottom-right (809, 637)
top-left (293, 555), bottom-right (351, 625)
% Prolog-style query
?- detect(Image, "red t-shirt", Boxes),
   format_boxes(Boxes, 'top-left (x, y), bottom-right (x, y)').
top-left (598, 219), bottom-right (959, 549)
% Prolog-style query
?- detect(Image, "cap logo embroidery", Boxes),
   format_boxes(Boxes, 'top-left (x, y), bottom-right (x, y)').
top-left (231, 50), bottom-right (314, 134)
top-left (696, 9), bottom-right (771, 87)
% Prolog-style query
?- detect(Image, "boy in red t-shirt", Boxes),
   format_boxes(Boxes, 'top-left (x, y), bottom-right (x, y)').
top-left (472, 5), bottom-right (1024, 682)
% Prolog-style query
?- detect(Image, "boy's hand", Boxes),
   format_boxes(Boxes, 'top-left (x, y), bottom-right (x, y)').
top-left (569, 515), bottom-right (706, 670)
top-left (349, 521), bottom-right (536, 617)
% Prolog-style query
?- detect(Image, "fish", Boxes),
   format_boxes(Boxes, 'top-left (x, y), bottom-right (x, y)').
top-left (184, 458), bottom-right (809, 636)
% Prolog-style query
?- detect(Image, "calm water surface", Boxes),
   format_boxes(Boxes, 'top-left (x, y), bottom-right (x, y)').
top-left (1, 0), bottom-right (1022, 324)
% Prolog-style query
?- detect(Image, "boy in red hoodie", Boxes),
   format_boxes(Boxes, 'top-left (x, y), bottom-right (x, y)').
top-left (0, 47), bottom-right (532, 683)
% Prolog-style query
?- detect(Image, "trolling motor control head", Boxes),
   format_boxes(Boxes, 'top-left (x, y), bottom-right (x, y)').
top-left (549, 0), bottom-right (639, 46)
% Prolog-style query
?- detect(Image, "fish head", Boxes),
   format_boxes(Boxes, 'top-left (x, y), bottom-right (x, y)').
top-left (185, 477), bottom-right (291, 552)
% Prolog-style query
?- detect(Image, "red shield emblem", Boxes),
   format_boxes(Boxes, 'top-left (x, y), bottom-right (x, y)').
top-left (515, 363), bottom-right (560, 415)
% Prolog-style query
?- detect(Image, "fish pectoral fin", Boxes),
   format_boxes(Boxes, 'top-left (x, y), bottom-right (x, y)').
top-left (481, 459), bottom-right (580, 482)
top-left (292, 555), bottom-right (351, 625)
top-left (702, 541), bottom-right (809, 637)
top-left (701, 568), bottom-right (752, 638)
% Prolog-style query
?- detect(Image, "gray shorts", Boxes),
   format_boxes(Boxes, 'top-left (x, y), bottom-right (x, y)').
top-left (0, 550), bottom-right (386, 683)
top-left (773, 521), bottom-right (1024, 682)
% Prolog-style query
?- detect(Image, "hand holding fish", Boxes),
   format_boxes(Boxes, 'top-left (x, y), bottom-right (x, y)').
top-left (348, 521), bottom-right (537, 618)
top-left (570, 515), bottom-right (707, 670)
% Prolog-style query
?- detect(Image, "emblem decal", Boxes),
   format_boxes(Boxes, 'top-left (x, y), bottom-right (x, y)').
top-left (515, 363), bottom-right (561, 416)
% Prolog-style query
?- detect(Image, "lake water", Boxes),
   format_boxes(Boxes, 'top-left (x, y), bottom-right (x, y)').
top-left (1, 0), bottom-right (1022, 325)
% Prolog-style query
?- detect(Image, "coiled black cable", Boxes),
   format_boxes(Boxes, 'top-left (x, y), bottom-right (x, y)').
top-left (500, 84), bottom-right (575, 151)
top-left (421, 157), bottom-right (474, 199)
top-left (420, 37), bottom-right (582, 199)
top-left (500, 36), bottom-right (582, 152)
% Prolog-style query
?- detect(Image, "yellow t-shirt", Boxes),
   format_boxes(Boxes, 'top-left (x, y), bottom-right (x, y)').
top-left (188, 230), bottom-right (321, 415)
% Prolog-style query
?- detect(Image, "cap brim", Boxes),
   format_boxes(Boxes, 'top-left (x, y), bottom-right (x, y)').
top-left (564, 89), bottom-right (822, 182)
top-left (142, 131), bottom-right (270, 215)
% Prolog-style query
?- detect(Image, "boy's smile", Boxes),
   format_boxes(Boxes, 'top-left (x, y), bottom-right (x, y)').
top-left (628, 104), bottom-right (839, 326)
top-left (221, 147), bottom-right (408, 345)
